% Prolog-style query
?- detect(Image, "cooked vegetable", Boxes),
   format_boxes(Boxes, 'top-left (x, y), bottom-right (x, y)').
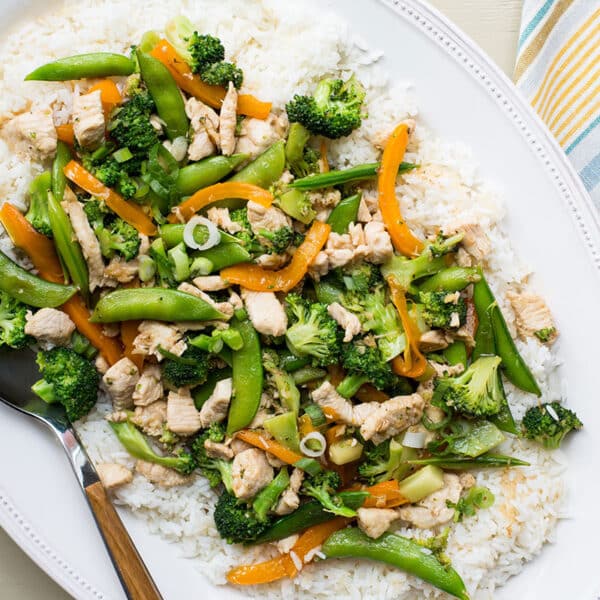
top-left (25, 53), bottom-right (134, 81)
top-left (326, 193), bottom-right (360, 234)
top-left (0, 292), bottom-right (30, 349)
top-left (447, 486), bottom-right (495, 522)
top-left (26, 171), bottom-right (53, 237)
top-left (521, 402), bottom-right (582, 449)
top-left (214, 491), bottom-right (272, 544)
top-left (191, 427), bottom-right (234, 489)
top-left (176, 154), bottom-right (248, 196)
top-left (301, 470), bottom-right (356, 517)
top-left (418, 290), bottom-right (466, 329)
top-left (253, 468), bottom-right (290, 522)
top-left (161, 345), bottom-right (213, 388)
top-left (285, 122), bottom-right (320, 178)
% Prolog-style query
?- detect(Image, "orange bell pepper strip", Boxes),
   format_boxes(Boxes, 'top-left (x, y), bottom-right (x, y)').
top-left (63, 161), bottom-right (157, 236)
top-left (56, 123), bottom-right (75, 146)
top-left (87, 80), bottom-right (122, 116)
top-left (388, 276), bottom-right (427, 378)
top-left (355, 384), bottom-right (389, 403)
top-left (362, 479), bottom-right (409, 508)
top-left (0, 204), bottom-right (122, 365)
top-left (121, 320), bottom-right (143, 371)
top-left (298, 414), bottom-right (318, 438)
top-left (235, 430), bottom-right (306, 466)
top-left (227, 518), bottom-right (349, 585)
top-left (378, 122), bottom-right (424, 257)
top-left (168, 182), bottom-right (274, 223)
top-left (221, 221), bottom-right (330, 292)
top-left (150, 40), bottom-right (272, 119)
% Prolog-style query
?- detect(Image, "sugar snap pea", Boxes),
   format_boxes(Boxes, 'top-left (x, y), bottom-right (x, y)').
top-left (159, 224), bottom-right (238, 248)
top-left (25, 53), bottom-right (134, 81)
top-left (177, 154), bottom-right (248, 196)
top-left (230, 141), bottom-right (286, 188)
top-left (52, 141), bottom-right (72, 203)
top-left (191, 243), bottom-right (251, 272)
top-left (326, 193), bottom-right (360, 234)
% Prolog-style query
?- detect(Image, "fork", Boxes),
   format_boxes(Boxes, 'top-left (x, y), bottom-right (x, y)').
top-left (0, 347), bottom-right (162, 600)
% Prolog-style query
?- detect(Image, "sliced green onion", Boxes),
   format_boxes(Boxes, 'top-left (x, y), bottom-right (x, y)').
top-left (113, 147), bottom-right (133, 163)
top-left (167, 242), bottom-right (190, 282)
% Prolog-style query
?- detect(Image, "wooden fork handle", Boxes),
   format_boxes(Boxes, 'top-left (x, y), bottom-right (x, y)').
top-left (85, 481), bottom-right (162, 600)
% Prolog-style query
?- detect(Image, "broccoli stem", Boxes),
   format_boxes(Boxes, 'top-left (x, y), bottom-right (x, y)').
top-left (252, 468), bottom-right (290, 522)
top-left (336, 373), bottom-right (369, 398)
top-left (31, 379), bottom-right (58, 404)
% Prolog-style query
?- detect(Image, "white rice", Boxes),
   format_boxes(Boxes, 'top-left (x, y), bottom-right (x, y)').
top-left (0, 1), bottom-right (569, 598)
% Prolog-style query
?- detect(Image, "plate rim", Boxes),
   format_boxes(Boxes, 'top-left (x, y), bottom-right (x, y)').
top-left (2, 0), bottom-right (600, 598)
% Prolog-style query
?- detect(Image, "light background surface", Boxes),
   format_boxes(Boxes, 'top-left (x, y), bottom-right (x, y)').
top-left (0, 0), bottom-right (522, 598)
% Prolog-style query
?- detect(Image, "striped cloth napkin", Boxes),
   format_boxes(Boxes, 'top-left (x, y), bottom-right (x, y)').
top-left (514, 0), bottom-right (600, 209)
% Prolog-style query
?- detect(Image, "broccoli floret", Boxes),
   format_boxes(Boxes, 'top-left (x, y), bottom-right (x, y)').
top-left (418, 291), bottom-right (466, 329)
top-left (109, 420), bottom-right (196, 474)
top-left (213, 491), bottom-right (271, 544)
top-left (109, 91), bottom-right (158, 152)
top-left (433, 356), bottom-right (505, 418)
top-left (83, 200), bottom-right (141, 261)
top-left (357, 438), bottom-right (406, 485)
top-left (286, 75), bottom-right (366, 139)
top-left (446, 486), bottom-right (495, 522)
top-left (189, 34), bottom-right (225, 72)
top-left (69, 331), bottom-right (98, 360)
top-left (521, 402), bottom-right (582, 449)
top-left (301, 470), bottom-right (356, 517)
top-left (33, 348), bottom-right (99, 421)
top-left (415, 528), bottom-right (451, 567)
top-left (285, 122), bottom-right (320, 178)
top-left (534, 327), bottom-right (556, 343)
top-left (0, 292), bottom-right (30, 349)
top-left (161, 345), bottom-right (212, 388)
top-left (207, 422), bottom-right (226, 442)
top-left (333, 262), bottom-right (383, 295)
top-left (191, 431), bottom-right (233, 490)
top-left (200, 61), bottom-right (243, 89)
top-left (285, 294), bottom-right (341, 366)
top-left (25, 172), bottom-right (53, 237)
top-left (341, 285), bottom-right (403, 362)
top-left (258, 227), bottom-right (295, 254)
top-left (337, 342), bottom-right (397, 398)
top-left (381, 234), bottom-right (464, 292)
top-left (81, 150), bottom-right (140, 199)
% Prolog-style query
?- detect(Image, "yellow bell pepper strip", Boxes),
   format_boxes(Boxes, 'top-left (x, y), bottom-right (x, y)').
top-left (227, 517), bottom-right (350, 585)
top-left (149, 40), bottom-right (272, 119)
top-left (388, 276), bottom-right (428, 378)
top-left (87, 79), bottom-right (122, 116)
top-left (378, 122), bottom-right (424, 257)
top-left (168, 182), bottom-right (274, 223)
top-left (63, 160), bottom-right (157, 236)
top-left (0, 203), bottom-right (122, 365)
top-left (55, 123), bottom-right (75, 146)
top-left (221, 221), bottom-right (330, 292)
top-left (361, 479), bottom-right (409, 509)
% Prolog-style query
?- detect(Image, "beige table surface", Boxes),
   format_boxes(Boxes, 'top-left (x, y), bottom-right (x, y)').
top-left (0, 0), bottom-right (522, 598)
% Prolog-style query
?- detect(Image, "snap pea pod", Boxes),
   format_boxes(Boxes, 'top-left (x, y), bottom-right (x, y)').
top-left (51, 141), bottom-right (72, 203)
top-left (46, 191), bottom-right (89, 300)
top-left (226, 316), bottom-right (263, 435)
top-left (289, 161), bottom-right (417, 190)
top-left (253, 468), bottom-right (290, 521)
top-left (192, 243), bottom-right (251, 272)
top-left (25, 53), bottom-right (134, 81)
top-left (473, 270), bottom-right (541, 396)
top-left (443, 341), bottom-right (467, 368)
top-left (193, 367), bottom-right (233, 410)
top-left (90, 288), bottom-right (227, 323)
top-left (408, 453), bottom-right (530, 469)
top-left (136, 49), bottom-right (188, 140)
top-left (326, 193), bottom-right (361, 234)
top-left (418, 267), bottom-right (480, 293)
top-left (292, 366), bottom-right (326, 385)
top-left (279, 351), bottom-right (311, 372)
top-left (176, 154), bottom-right (249, 196)
top-left (313, 277), bottom-right (344, 305)
top-left (159, 224), bottom-right (238, 248)
top-left (322, 528), bottom-right (469, 600)
top-left (229, 141), bottom-right (286, 188)
top-left (0, 250), bottom-right (76, 308)
top-left (490, 376), bottom-right (518, 435)
top-left (253, 491), bottom-right (369, 545)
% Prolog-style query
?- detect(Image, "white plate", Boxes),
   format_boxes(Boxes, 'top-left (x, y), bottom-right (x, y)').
top-left (1, 1), bottom-right (600, 599)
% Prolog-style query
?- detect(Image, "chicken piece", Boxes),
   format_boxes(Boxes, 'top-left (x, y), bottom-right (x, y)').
top-left (364, 221), bottom-right (393, 263)
top-left (24, 308), bottom-right (75, 347)
top-left (102, 357), bottom-right (140, 410)
top-left (132, 365), bottom-right (163, 407)
top-left (185, 97), bottom-right (219, 160)
top-left (505, 291), bottom-right (557, 344)
top-left (357, 196), bottom-right (372, 223)
top-left (397, 473), bottom-right (462, 529)
top-left (199, 377), bottom-right (232, 427)
top-left (206, 207), bottom-right (242, 234)
top-left (459, 473), bottom-right (476, 490)
top-left (135, 460), bottom-right (190, 487)
top-left (450, 223), bottom-right (491, 262)
top-left (132, 321), bottom-right (186, 361)
top-left (61, 190), bottom-right (110, 291)
top-left (102, 323), bottom-right (120, 338)
top-left (307, 189), bottom-right (341, 209)
top-left (192, 275), bottom-right (229, 291)
top-left (255, 253), bottom-right (288, 269)
top-left (228, 290), bottom-right (243, 310)
top-left (219, 82), bottom-right (238, 156)
top-left (359, 394), bottom-right (425, 444)
top-left (167, 389), bottom-right (202, 436)
top-left (327, 302), bottom-right (361, 342)
top-left (95, 354), bottom-right (110, 375)
top-left (131, 400), bottom-right (167, 437)
top-left (357, 508), bottom-right (400, 539)
top-left (4, 109), bottom-right (57, 159)
top-left (275, 534), bottom-right (299, 554)
top-left (230, 438), bottom-right (253, 455)
top-left (235, 113), bottom-right (288, 158)
top-left (419, 330), bottom-right (452, 352)
top-left (308, 251), bottom-right (329, 280)
top-left (72, 90), bottom-right (105, 150)
top-left (204, 440), bottom-right (234, 460)
top-left (274, 468), bottom-right (304, 515)
top-left (105, 410), bottom-right (128, 423)
top-left (103, 258), bottom-right (138, 284)
top-left (240, 289), bottom-right (287, 337)
top-left (325, 232), bottom-right (355, 269)
top-left (97, 463), bottom-right (133, 490)
top-left (247, 201), bottom-right (291, 239)
top-left (348, 223), bottom-right (369, 261)
top-left (453, 300), bottom-right (477, 347)
top-left (456, 247), bottom-right (473, 267)
top-left (430, 362), bottom-right (464, 378)
top-left (231, 448), bottom-right (274, 500)
top-left (311, 381), bottom-right (354, 425)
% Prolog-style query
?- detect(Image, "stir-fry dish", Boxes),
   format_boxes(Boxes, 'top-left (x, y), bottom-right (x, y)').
top-left (0, 13), bottom-right (582, 600)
